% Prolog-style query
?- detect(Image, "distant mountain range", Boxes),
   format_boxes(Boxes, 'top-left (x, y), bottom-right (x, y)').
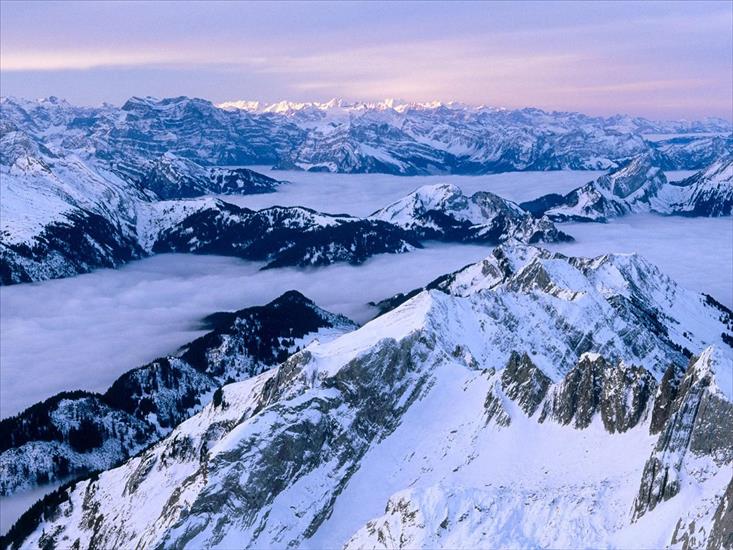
top-left (2, 94), bottom-right (731, 285)
top-left (2, 95), bottom-right (731, 177)
top-left (3, 244), bottom-right (731, 548)
top-left (3, 96), bottom-right (588, 285)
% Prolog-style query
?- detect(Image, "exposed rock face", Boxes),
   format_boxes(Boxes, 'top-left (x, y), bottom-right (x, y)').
top-left (484, 352), bottom-right (551, 426)
top-left (485, 352), bottom-right (657, 434)
top-left (0, 291), bottom-right (356, 496)
top-left (501, 353), bottom-right (552, 417)
top-left (650, 364), bottom-right (684, 434)
top-left (705, 477), bottom-right (733, 550)
top-left (539, 355), bottom-right (657, 433)
top-left (633, 348), bottom-right (733, 520)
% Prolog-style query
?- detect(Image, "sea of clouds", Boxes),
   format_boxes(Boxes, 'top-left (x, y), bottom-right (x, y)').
top-left (0, 169), bottom-right (725, 419)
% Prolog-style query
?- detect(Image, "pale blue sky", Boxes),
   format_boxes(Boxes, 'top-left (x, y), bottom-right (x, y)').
top-left (1, 0), bottom-right (731, 119)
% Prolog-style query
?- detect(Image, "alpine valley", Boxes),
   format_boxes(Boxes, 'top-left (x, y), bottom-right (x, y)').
top-left (1, 95), bottom-right (732, 550)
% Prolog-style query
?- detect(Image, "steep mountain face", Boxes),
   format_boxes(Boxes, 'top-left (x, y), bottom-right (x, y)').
top-left (370, 183), bottom-right (573, 244)
top-left (136, 153), bottom-right (280, 200)
top-left (633, 348), bottom-right (733, 518)
top-left (4, 245), bottom-right (731, 549)
top-left (667, 155), bottom-right (733, 216)
top-left (0, 291), bottom-right (356, 497)
top-left (521, 154), bottom-right (733, 221)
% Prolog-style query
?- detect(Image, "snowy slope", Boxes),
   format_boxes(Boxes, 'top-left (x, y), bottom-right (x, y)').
top-left (5, 245), bottom-right (731, 549)
top-left (370, 183), bottom-right (572, 243)
top-left (522, 154), bottom-right (733, 221)
top-left (666, 155), bottom-right (733, 216)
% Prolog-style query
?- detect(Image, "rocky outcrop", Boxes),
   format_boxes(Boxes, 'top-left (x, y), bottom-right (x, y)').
top-left (539, 354), bottom-right (657, 433)
top-left (485, 352), bottom-right (657, 433)
top-left (649, 364), bottom-right (684, 434)
top-left (484, 352), bottom-right (552, 426)
top-left (633, 348), bottom-right (733, 519)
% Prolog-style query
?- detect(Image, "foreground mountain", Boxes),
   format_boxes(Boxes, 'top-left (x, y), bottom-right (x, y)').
top-left (4, 244), bottom-right (731, 549)
top-left (0, 291), bottom-right (356, 497)
top-left (370, 183), bottom-right (573, 244)
top-left (521, 154), bottom-right (733, 221)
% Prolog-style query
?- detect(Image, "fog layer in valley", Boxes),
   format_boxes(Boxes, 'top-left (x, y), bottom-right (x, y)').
top-left (222, 168), bottom-right (605, 215)
top-left (220, 168), bottom-right (696, 216)
top-left (0, 243), bottom-right (491, 418)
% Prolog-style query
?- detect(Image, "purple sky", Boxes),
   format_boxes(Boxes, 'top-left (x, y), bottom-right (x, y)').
top-left (1, 0), bottom-right (731, 119)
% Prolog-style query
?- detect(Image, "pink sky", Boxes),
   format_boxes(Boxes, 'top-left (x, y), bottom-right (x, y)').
top-left (1, 0), bottom-right (731, 119)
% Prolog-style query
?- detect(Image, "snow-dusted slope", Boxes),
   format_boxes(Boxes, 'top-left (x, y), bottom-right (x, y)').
top-left (0, 291), bottom-right (356, 497)
top-left (667, 155), bottom-right (733, 216)
top-left (0, 129), bottom-right (147, 283)
top-left (5, 245), bottom-right (731, 549)
top-left (371, 183), bottom-right (572, 244)
top-left (522, 154), bottom-right (733, 221)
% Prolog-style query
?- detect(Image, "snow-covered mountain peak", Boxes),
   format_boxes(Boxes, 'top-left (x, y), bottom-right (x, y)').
top-left (372, 183), bottom-right (465, 217)
top-left (7, 244), bottom-right (731, 549)
top-left (372, 243), bottom-right (731, 382)
top-left (368, 184), bottom-right (567, 245)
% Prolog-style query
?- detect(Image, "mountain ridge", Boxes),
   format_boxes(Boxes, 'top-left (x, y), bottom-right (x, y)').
top-left (3, 244), bottom-right (731, 549)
